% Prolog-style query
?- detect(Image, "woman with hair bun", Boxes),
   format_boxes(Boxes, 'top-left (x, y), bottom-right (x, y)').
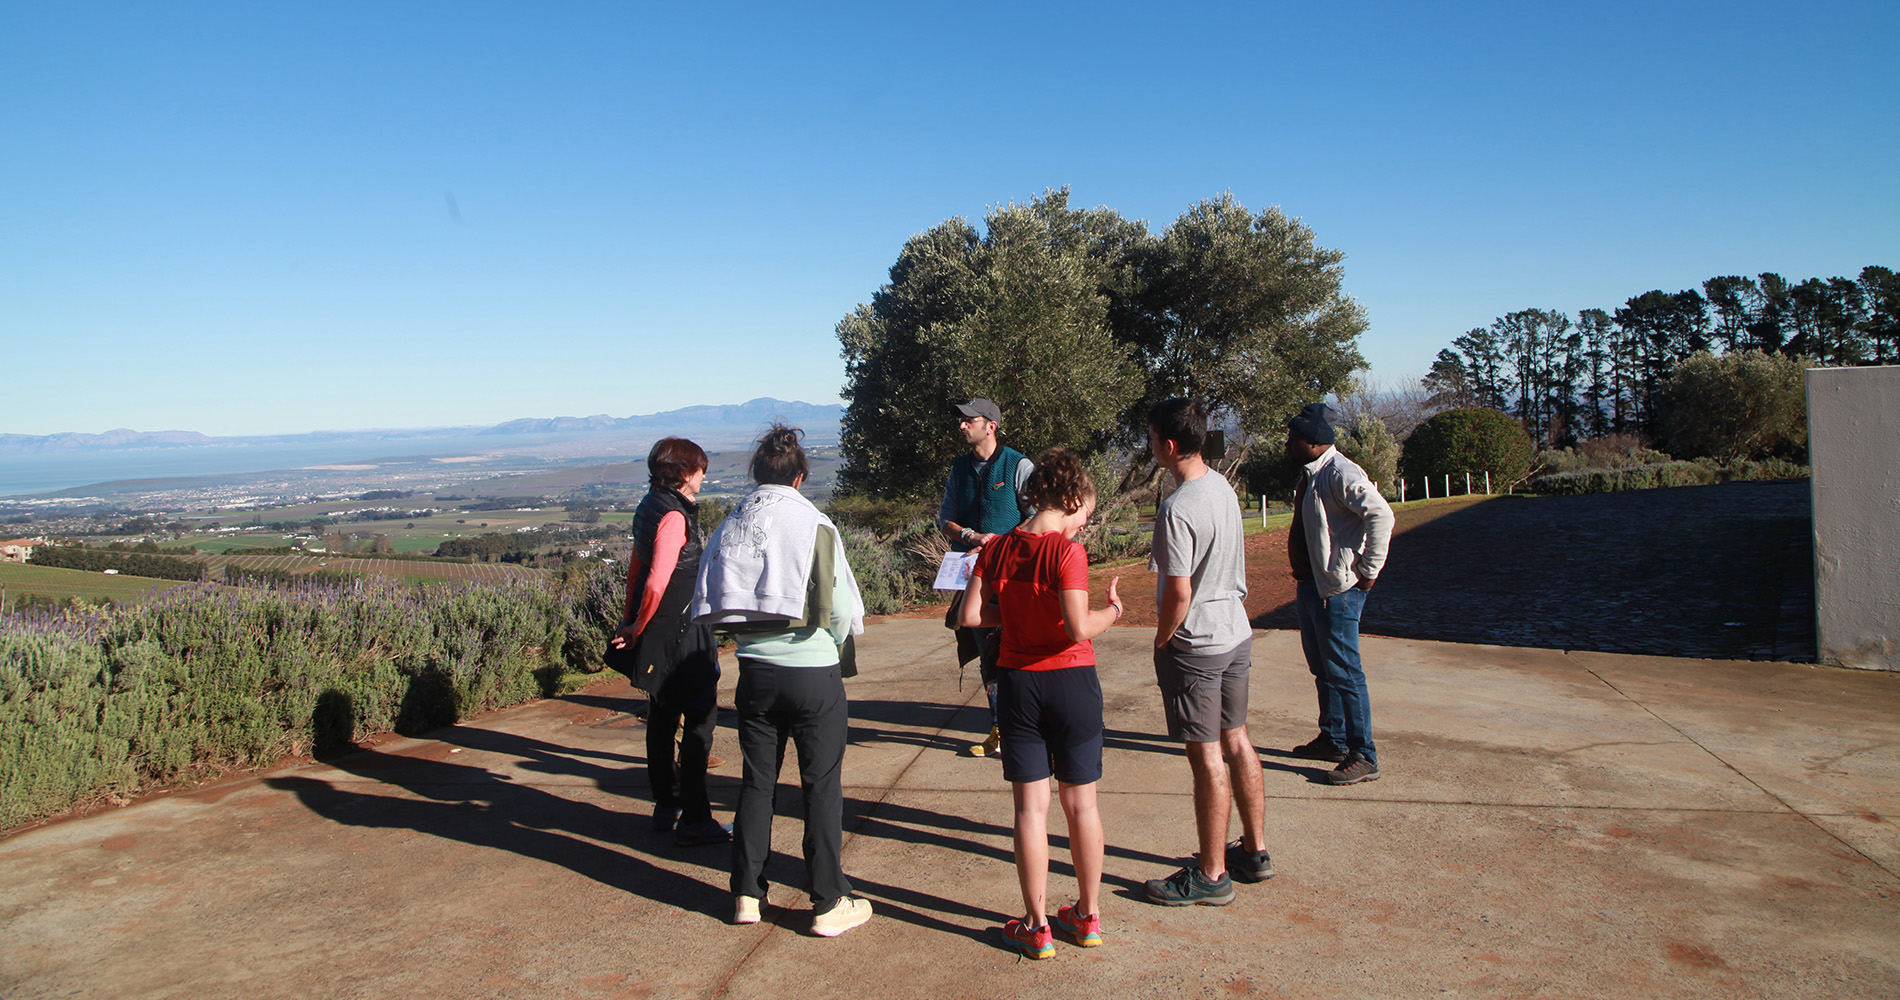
top-left (691, 424), bottom-right (874, 937)
top-left (610, 436), bottom-right (729, 847)
top-left (959, 446), bottom-right (1119, 958)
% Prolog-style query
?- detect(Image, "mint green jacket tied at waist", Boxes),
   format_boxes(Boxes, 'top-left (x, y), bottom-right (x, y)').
top-left (692, 483), bottom-right (865, 668)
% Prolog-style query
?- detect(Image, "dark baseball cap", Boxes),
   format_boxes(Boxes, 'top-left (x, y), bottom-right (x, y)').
top-left (955, 399), bottom-right (1002, 424)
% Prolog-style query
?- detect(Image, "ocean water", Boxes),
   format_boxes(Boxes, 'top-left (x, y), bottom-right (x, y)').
top-left (0, 434), bottom-right (579, 497)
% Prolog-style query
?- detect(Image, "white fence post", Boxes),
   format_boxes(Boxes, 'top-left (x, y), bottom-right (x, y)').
top-left (1465, 471), bottom-right (1471, 495)
top-left (1485, 471), bottom-right (1491, 494)
top-left (1443, 474), bottom-right (1450, 498)
top-left (1400, 478), bottom-right (1407, 503)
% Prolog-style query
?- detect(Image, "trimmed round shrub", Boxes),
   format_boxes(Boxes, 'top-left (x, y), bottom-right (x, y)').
top-left (1399, 407), bottom-right (1533, 488)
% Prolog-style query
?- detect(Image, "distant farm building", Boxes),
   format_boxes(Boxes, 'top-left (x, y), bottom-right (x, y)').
top-left (0, 538), bottom-right (45, 563)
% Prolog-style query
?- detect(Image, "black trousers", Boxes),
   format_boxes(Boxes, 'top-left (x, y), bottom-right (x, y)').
top-left (729, 660), bottom-right (851, 911)
top-left (646, 626), bottom-right (720, 824)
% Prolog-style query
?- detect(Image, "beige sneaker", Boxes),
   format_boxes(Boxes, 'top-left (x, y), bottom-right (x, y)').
top-left (733, 895), bottom-right (761, 925)
top-left (969, 726), bottom-right (1001, 758)
top-left (811, 896), bottom-right (873, 937)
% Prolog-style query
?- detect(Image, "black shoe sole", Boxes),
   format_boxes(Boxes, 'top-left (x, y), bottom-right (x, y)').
top-left (1324, 770), bottom-right (1381, 786)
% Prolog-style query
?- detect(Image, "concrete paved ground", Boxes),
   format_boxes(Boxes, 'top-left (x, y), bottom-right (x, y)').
top-left (2, 619), bottom-right (1895, 999)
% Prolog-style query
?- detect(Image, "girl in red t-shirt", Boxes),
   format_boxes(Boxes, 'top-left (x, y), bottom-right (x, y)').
top-left (959, 447), bottom-right (1122, 958)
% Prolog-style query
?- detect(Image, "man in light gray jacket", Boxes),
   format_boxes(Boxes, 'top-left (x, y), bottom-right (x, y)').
top-left (1284, 403), bottom-right (1395, 785)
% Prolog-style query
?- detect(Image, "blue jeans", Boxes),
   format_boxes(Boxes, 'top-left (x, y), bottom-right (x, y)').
top-left (1295, 580), bottom-right (1375, 764)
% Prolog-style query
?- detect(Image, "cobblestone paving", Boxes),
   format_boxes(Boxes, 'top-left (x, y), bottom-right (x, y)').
top-left (1250, 481), bottom-right (1813, 661)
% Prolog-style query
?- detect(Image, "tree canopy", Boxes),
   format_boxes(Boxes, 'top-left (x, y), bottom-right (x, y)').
top-left (836, 189), bottom-right (1366, 498)
top-left (1659, 350), bottom-right (1809, 462)
top-left (1421, 265), bottom-right (1893, 449)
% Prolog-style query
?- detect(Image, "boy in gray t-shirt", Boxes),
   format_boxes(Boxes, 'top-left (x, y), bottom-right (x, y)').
top-left (1151, 471), bottom-right (1250, 653)
top-left (1140, 398), bottom-right (1270, 909)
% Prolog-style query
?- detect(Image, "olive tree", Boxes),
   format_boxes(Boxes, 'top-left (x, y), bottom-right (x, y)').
top-left (1659, 350), bottom-right (1808, 461)
top-left (837, 189), bottom-right (1369, 498)
top-left (1120, 195), bottom-right (1367, 449)
top-left (835, 191), bottom-right (1142, 499)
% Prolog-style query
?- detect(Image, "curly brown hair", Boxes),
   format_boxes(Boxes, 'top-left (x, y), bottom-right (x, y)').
top-left (1021, 447), bottom-right (1095, 514)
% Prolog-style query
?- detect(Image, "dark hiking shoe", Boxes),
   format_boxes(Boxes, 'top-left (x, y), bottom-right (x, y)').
top-left (1225, 841), bottom-right (1275, 883)
top-left (651, 806), bottom-right (682, 832)
top-left (1143, 865), bottom-right (1235, 906)
top-left (1324, 754), bottom-right (1381, 785)
top-left (675, 819), bottom-right (733, 847)
top-left (1289, 735), bottom-right (1349, 763)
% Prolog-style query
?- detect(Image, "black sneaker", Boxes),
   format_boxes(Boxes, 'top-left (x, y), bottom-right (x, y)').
top-left (1324, 754), bottom-right (1380, 785)
top-left (651, 806), bottom-right (682, 832)
top-left (675, 819), bottom-right (733, 847)
top-left (1289, 735), bottom-right (1348, 763)
top-left (1143, 865), bottom-right (1235, 906)
top-left (1224, 841), bottom-right (1275, 883)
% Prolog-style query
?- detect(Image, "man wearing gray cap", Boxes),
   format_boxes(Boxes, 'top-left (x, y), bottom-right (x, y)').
top-left (1284, 402), bottom-right (1394, 785)
top-left (939, 398), bottom-right (1035, 758)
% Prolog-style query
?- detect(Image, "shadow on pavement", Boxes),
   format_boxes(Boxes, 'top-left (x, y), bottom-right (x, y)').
top-left (1250, 481), bottom-right (1812, 661)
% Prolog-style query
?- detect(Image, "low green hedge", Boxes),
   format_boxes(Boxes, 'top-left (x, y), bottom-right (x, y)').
top-left (1530, 461), bottom-right (1717, 495)
top-left (29, 545), bottom-right (207, 581)
top-left (1697, 458), bottom-right (1810, 482)
top-left (0, 570), bottom-right (619, 830)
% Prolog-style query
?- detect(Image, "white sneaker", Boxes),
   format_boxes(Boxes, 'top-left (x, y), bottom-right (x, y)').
top-left (733, 895), bottom-right (761, 925)
top-left (811, 896), bottom-right (872, 937)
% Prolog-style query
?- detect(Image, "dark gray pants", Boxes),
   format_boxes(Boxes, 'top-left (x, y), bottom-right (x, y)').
top-left (730, 660), bottom-right (852, 911)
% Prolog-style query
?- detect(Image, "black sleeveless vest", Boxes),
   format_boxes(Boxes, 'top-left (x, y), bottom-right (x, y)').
top-left (630, 485), bottom-right (703, 630)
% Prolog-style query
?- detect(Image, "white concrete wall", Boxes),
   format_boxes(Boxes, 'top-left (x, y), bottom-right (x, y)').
top-left (1808, 366), bottom-right (1900, 670)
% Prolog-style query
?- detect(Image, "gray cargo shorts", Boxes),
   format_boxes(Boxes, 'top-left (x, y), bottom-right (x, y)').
top-left (1154, 639), bottom-right (1251, 743)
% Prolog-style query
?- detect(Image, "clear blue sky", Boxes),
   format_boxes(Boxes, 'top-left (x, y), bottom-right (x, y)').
top-left (4, 1), bottom-right (1894, 437)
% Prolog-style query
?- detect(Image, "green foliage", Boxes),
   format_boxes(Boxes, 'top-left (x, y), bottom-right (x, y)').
top-left (222, 564), bottom-right (360, 589)
top-left (1335, 413), bottom-right (1399, 495)
top-left (837, 190), bottom-right (1142, 499)
top-left (826, 495), bottom-right (933, 537)
top-left (1080, 503), bottom-right (1150, 564)
top-left (0, 565), bottom-right (620, 829)
top-left (436, 532), bottom-right (534, 561)
top-left (29, 545), bottom-right (206, 582)
top-left (1399, 407), bottom-right (1534, 486)
top-left (1692, 458), bottom-right (1811, 482)
top-left (1529, 461), bottom-right (1717, 495)
top-left (1536, 436), bottom-right (1671, 473)
top-left (836, 188), bottom-right (1366, 498)
top-left (1126, 195), bottom-right (1367, 444)
top-left (1239, 432), bottom-right (1300, 501)
top-left (1659, 350), bottom-right (1809, 462)
top-left (838, 522), bottom-right (935, 615)
top-left (696, 497), bottom-right (733, 538)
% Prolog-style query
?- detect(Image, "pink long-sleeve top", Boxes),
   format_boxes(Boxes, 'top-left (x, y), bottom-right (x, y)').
top-left (622, 510), bottom-right (688, 636)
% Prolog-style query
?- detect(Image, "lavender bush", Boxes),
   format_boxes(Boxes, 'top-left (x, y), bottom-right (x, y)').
top-left (0, 566), bottom-right (622, 830)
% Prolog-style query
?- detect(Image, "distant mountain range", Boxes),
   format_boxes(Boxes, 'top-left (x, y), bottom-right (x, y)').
top-left (0, 398), bottom-right (844, 454)
top-left (479, 397), bottom-right (845, 437)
